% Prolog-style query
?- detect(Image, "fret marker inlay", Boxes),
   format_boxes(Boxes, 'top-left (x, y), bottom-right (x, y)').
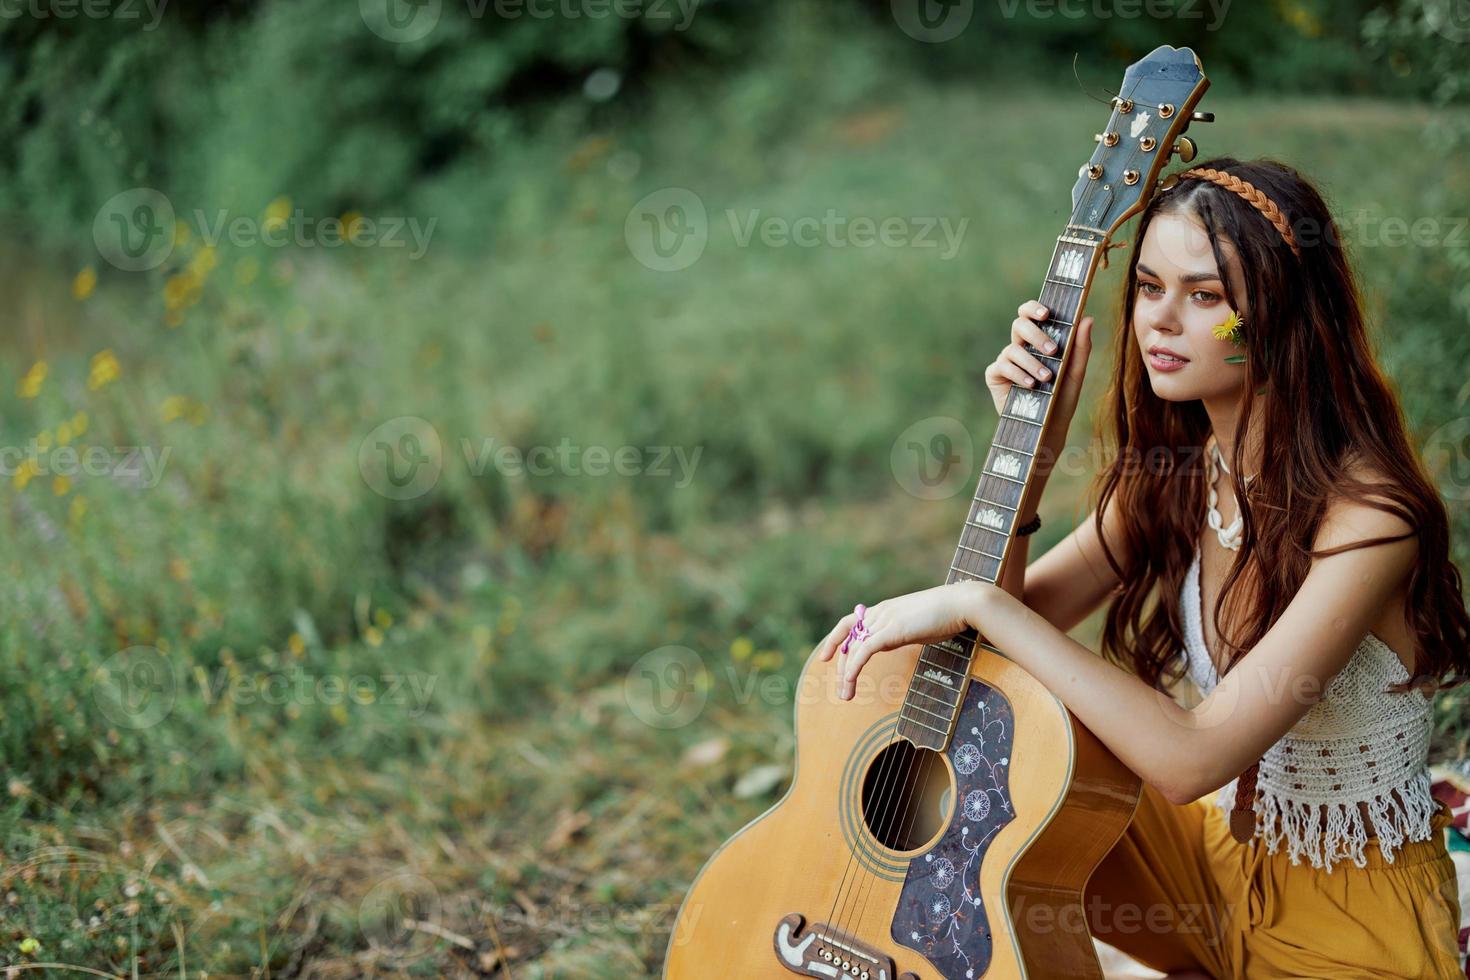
top-left (921, 667), bottom-right (956, 688)
top-left (1013, 391), bottom-right (1043, 421)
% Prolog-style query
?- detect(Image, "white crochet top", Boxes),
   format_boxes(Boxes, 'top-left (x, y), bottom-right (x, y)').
top-left (1179, 544), bottom-right (1438, 873)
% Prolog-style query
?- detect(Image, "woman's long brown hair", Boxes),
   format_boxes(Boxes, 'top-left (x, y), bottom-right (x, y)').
top-left (1090, 156), bottom-right (1470, 695)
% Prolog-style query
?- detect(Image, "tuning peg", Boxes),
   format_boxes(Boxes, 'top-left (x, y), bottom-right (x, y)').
top-left (1172, 137), bottom-right (1198, 164)
top-left (1191, 111), bottom-right (1215, 123)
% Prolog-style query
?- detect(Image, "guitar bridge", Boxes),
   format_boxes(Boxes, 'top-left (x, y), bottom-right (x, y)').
top-left (772, 913), bottom-right (918, 980)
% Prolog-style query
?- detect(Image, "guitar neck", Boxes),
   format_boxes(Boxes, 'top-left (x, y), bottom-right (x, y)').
top-left (897, 225), bottom-right (1105, 751)
top-left (951, 225), bottom-right (1105, 590)
top-left (893, 43), bottom-right (1210, 751)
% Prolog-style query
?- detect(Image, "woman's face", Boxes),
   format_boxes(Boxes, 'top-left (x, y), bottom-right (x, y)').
top-left (1131, 210), bottom-right (1249, 404)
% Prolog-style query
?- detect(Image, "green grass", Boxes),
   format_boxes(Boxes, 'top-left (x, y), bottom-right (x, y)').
top-left (2, 44), bottom-right (1467, 975)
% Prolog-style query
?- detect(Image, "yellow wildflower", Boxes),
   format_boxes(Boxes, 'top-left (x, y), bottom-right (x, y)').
top-left (13, 458), bottom-right (39, 491)
top-left (73, 265), bottom-right (97, 301)
top-left (373, 607), bottom-right (393, 629)
top-left (342, 210), bottom-right (365, 244)
top-left (189, 245), bottom-right (217, 276)
top-left (35, 430), bottom-right (51, 451)
top-left (52, 475), bottom-right (70, 496)
top-left (71, 411), bottom-right (88, 437)
top-left (57, 420), bottom-right (73, 446)
top-left (163, 271), bottom-right (199, 311)
top-left (69, 496), bottom-right (87, 527)
top-left (264, 196), bottom-right (292, 233)
top-left (1212, 311), bottom-right (1244, 345)
top-left (17, 361), bottom-right (46, 399)
top-left (730, 637), bottom-right (754, 662)
top-left (364, 625), bottom-right (384, 648)
top-left (161, 395), bottom-right (187, 423)
top-left (87, 350), bottom-right (120, 390)
top-left (753, 649), bottom-right (785, 671)
top-left (235, 256), bottom-right (260, 287)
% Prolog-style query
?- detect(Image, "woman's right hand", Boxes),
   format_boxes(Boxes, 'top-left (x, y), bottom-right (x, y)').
top-left (982, 299), bottom-right (1095, 459)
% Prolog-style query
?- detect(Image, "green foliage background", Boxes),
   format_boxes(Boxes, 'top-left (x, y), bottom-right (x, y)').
top-left (0, 0), bottom-right (1466, 974)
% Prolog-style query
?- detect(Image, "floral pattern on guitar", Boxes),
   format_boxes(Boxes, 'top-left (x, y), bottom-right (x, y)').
top-left (890, 681), bottom-right (1015, 978)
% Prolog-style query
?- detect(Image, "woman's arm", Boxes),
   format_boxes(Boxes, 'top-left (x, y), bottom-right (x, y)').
top-left (819, 491), bottom-right (1417, 805)
top-left (999, 498), bottom-right (1128, 634)
top-left (965, 495), bottom-right (1417, 804)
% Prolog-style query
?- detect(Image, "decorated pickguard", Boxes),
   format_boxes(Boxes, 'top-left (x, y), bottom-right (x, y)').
top-left (890, 680), bottom-right (1015, 978)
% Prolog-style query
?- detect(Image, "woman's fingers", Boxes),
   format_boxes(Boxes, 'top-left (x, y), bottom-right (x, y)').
top-left (1012, 302), bottom-right (1060, 357)
top-left (1005, 340), bottom-right (1053, 385)
top-left (837, 625), bottom-right (887, 701)
top-left (816, 612), bottom-right (857, 662)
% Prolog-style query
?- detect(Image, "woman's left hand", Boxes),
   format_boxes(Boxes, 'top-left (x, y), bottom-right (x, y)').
top-left (814, 581), bottom-right (996, 701)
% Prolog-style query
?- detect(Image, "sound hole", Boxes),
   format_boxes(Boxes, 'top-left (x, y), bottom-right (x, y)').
top-left (859, 740), bottom-right (952, 852)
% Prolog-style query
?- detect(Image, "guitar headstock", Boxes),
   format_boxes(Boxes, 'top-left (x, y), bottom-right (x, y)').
top-left (1069, 45), bottom-right (1212, 236)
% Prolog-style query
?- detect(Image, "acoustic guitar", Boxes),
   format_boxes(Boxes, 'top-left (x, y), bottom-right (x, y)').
top-left (666, 46), bottom-right (1212, 980)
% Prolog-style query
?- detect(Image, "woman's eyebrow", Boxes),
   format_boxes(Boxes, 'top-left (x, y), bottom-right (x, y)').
top-left (1136, 263), bottom-right (1223, 284)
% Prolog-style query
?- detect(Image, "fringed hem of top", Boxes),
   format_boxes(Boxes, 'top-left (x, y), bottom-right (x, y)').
top-left (1214, 768), bottom-right (1439, 873)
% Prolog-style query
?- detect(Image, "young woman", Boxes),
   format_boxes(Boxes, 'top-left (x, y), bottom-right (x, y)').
top-left (813, 157), bottom-right (1469, 978)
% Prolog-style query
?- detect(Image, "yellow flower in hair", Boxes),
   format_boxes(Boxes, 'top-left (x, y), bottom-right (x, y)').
top-left (1213, 311), bottom-right (1244, 345)
top-left (1214, 311), bottom-right (1247, 365)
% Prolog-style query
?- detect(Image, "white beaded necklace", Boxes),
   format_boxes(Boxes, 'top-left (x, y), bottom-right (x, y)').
top-left (1205, 438), bottom-right (1254, 551)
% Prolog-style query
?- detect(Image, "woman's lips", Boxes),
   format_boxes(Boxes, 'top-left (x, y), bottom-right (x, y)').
top-left (1147, 351), bottom-right (1189, 372)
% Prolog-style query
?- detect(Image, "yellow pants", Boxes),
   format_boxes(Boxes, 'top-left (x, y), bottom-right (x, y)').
top-left (1081, 782), bottom-right (1463, 978)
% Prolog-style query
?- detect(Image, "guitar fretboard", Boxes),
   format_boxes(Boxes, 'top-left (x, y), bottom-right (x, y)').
top-left (896, 227), bottom-right (1104, 751)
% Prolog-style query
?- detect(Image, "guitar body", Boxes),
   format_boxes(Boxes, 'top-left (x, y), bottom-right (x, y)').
top-left (665, 45), bottom-right (1210, 980)
top-left (664, 641), bottom-right (1140, 979)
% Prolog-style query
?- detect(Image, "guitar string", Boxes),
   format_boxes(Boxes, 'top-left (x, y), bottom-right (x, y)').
top-left (826, 263), bottom-right (1080, 950)
top-left (822, 186), bottom-right (1100, 955)
top-left (841, 75), bottom-right (1159, 952)
top-left (819, 86), bottom-right (1133, 953)
top-left (841, 259), bottom-right (1086, 947)
top-left (835, 234), bottom-right (1076, 944)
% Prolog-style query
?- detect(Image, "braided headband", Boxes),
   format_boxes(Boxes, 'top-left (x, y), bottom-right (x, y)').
top-left (1171, 167), bottom-right (1302, 259)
